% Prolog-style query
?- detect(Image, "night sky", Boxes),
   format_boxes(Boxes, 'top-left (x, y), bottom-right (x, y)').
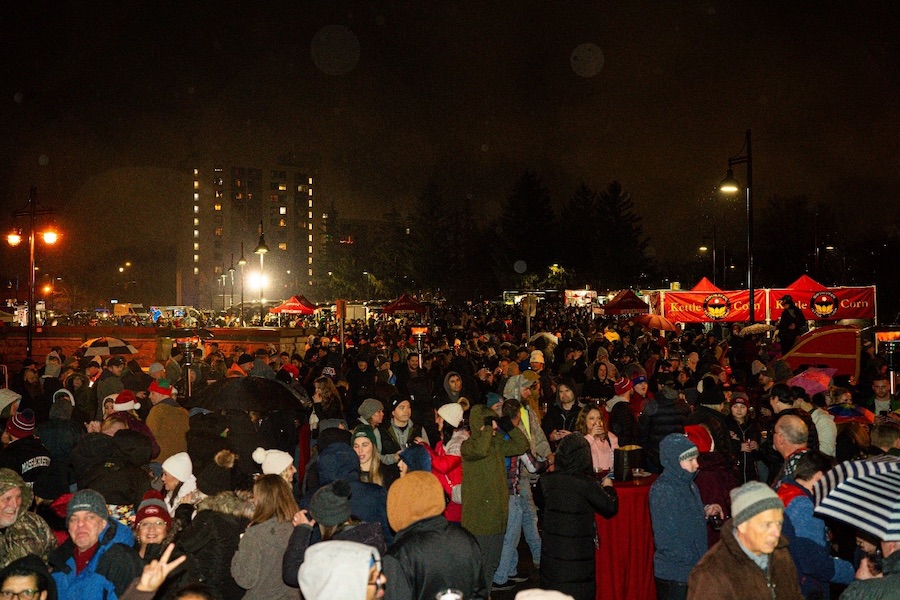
top-left (1, 1), bottom-right (898, 293)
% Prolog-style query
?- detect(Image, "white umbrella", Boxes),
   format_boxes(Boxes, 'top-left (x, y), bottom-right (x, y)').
top-left (529, 331), bottom-right (559, 345)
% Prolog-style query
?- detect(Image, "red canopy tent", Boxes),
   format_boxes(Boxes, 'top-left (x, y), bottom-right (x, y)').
top-left (769, 275), bottom-right (875, 321)
top-left (658, 278), bottom-right (766, 323)
top-left (597, 289), bottom-right (650, 316)
top-left (382, 294), bottom-right (428, 315)
top-left (269, 295), bottom-right (317, 315)
top-left (691, 277), bottom-right (723, 293)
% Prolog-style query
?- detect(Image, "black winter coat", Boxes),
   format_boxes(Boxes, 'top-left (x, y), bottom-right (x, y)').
top-left (383, 515), bottom-right (487, 600)
top-left (175, 508), bottom-right (249, 600)
top-left (540, 435), bottom-right (618, 600)
top-left (606, 397), bottom-right (637, 446)
top-left (638, 394), bottom-right (690, 473)
top-left (71, 430), bottom-right (153, 506)
top-left (542, 402), bottom-right (582, 450)
top-left (282, 521), bottom-right (385, 587)
top-left (34, 417), bottom-right (82, 499)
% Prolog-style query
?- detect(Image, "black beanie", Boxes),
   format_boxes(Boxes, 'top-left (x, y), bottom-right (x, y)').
top-left (310, 479), bottom-right (352, 527)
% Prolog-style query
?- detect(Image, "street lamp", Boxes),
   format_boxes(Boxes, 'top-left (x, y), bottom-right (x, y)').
top-left (719, 129), bottom-right (755, 322)
top-left (237, 243), bottom-right (247, 326)
top-left (698, 224), bottom-right (718, 285)
top-left (254, 221), bottom-right (269, 325)
top-left (6, 187), bottom-right (58, 358)
top-left (228, 253), bottom-right (236, 310)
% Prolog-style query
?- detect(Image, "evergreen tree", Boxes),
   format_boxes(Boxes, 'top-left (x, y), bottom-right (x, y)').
top-left (408, 180), bottom-right (458, 295)
top-left (497, 170), bottom-right (556, 281)
top-left (559, 183), bottom-right (602, 282)
top-left (597, 181), bottom-right (652, 289)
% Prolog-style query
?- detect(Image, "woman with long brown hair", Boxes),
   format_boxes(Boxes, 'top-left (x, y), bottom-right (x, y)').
top-left (230, 475), bottom-right (299, 600)
top-left (575, 404), bottom-right (619, 472)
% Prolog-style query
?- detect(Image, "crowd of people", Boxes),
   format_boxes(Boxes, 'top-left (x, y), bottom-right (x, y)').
top-left (0, 300), bottom-right (898, 600)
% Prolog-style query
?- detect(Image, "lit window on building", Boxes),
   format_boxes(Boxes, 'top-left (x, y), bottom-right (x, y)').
top-left (308, 211), bottom-right (313, 219)
top-left (308, 234), bottom-right (313, 242)
top-left (308, 223), bottom-right (313, 230)
top-left (193, 218), bottom-right (199, 226)
top-left (235, 179), bottom-right (242, 188)
top-left (215, 190), bottom-right (224, 199)
top-left (193, 229), bottom-right (199, 238)
top-left (308, 268), bottom-right (313, 276)
top-left (193, 206), bottom-right (199, 214)
top-left (308, 200), bottom-right (313, 208)
top-left (280, 206), bottom-right (287, 215)
top-left (193, 168), bottom-right (199, 176)
top-left (215, 227), bottom-right (223, 236)
top-left (308, 189), bottom-right (313, 196)
top-left (278, 219), bottom-right (286, 227)
top-left (193, 181), bottom-right (199, 189)
top-left (406, 228), bottom-right (411, 235)
top-left (308, 257), bottom-right (313, 264)
top-left (194, 193), bottom-right (199, 200)
top-left (193, 267), bottom-right (199, 275)
top-left (193, 254), bottom-right (199, 262)
top-left (308, 245), bottom-right (313, 253)
top-left (278, 243), bottom-right (287, 251)
top-left (278, 184), bottom-right (287, 191)
top-left (214, 203), bottom-right (222, 211)
top-left (308, 177), bottom-right (313, 184)
top-left (193, 243), bottom-right (199, 250)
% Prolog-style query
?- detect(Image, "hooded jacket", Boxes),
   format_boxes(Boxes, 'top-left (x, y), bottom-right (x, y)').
top-left (174, 492), bottom-right (252, 600)
top-left (0, 468), bottom-right (58, 568)
top-left (649, 434), bottom-right (708, 582)
top-left (460, 404), bottom-right (529, 535)
top-left (638, 387), bottom-right (690, 473)
top-left (539, 434), bottom-right (618, 600)
top-left (71, 430), bottom-right (154, 507)
top-left (302, 442), bottom-right (391, 543)
top-left (50, 517), bottom-right (143, 600)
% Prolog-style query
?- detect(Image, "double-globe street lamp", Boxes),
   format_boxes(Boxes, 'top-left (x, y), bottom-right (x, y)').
top-left (237, 243), bottom-right (247, 326)
top-left (718, 129), bottom-right (755, 323)
top-left (253, 221), bottom-right (269, 325)
top-left (6, 187), bottom-right (58, 358)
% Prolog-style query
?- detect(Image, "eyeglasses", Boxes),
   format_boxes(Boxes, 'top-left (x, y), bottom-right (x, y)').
top-left (138, 520), bottom-right (167, 528)
top-left (0, 590), bottom-right (42, 599)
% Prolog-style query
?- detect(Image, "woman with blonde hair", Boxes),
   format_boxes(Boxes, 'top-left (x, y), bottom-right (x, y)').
top-left (353, 425), bottom-right (398, 489)
top-left (231, 474), bottom-right (299, 599)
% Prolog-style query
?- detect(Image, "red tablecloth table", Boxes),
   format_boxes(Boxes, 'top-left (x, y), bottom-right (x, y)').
top-left (595, 475), bottom-right (658, 600)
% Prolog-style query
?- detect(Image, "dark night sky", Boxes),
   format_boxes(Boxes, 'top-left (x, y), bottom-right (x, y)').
top-left (1, 1), bottom-right (898, 286)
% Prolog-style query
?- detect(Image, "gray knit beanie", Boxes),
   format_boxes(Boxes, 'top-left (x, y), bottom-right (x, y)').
top-left (730, 481), bottom-right (783, 526)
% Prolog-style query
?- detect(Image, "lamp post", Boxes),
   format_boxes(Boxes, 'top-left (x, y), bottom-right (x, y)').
top-left (253, 221), bottom-right (269, 325)
top-left (220, 272), bottom-right (227, 312)
top-left (698, 223), bottom-right (718, 285)
top-left (238, 243), bottom-right (247, 326)
top-left (719, 129), bottom-right (755, 323)
top-left (228, 254), bottom-right (235, 309)
top-left (6, 187), bottom-right (57, 359)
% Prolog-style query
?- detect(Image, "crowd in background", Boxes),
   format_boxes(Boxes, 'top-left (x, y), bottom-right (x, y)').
top-left (0, 300), bottom-right (898, 600)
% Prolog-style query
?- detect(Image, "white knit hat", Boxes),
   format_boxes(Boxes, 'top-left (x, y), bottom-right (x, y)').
top-left (530, 350), bottom-right (545, 364)
top-left (253, 447), bottom-right (294, 475)
top-left (437, 403), bottom-right (464, 428)
top-left (161, 452), bottom-right (193, 483)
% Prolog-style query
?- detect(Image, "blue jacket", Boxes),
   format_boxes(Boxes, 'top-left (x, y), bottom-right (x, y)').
top-left (778, 480), bottom-right (854, 599)
top-left (50, 518), bottom-right (143, 600)
top-left (649, 434), bottom-right (707, 582)
top-left (301, 442), bottom-right (392, 543)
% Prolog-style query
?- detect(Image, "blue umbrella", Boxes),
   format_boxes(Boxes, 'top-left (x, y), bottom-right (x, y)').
top-left (813, 455), bottom-right (900, 541)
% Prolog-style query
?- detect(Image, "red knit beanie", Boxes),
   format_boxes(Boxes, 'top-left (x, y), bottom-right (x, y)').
top-left (5, 409), bottom-right (35, 439)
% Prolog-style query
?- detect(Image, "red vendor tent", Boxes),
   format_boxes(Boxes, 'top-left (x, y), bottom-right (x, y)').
top-left (597, 289), bottom-right (650, 316)
top-left (382, 294), bottom-right (428, 315)
top-left (768, 275), bottom-right (876, 321)
top-left (659, 279), bottom-right (766, 323)
top-left (269, 295), bottom-right (317, 315)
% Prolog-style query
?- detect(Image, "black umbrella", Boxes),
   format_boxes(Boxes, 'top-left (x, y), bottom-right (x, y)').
top-left (187, 376), bottom-right (305, 412)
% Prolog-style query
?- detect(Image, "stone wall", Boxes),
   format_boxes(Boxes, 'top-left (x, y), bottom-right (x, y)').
top-left (0, 325), bottom-right (311, 374)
